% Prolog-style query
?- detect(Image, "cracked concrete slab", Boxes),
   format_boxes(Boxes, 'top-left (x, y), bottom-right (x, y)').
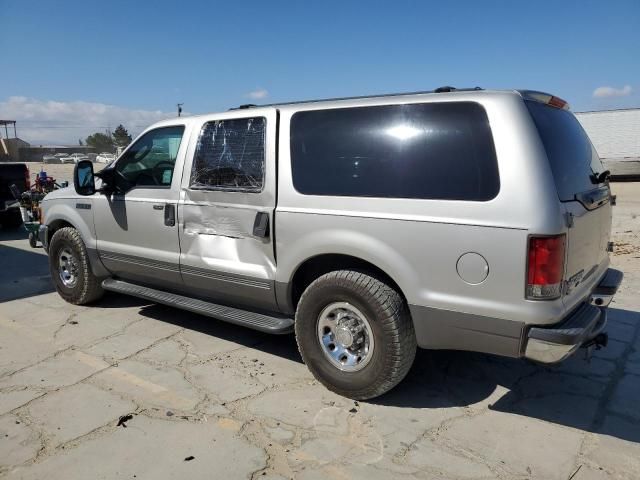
top-left (189, 361), bottom-right (265, 403)
top-left (0, 389), bottom-right (44, 416)
top-left (440, 410), bottom-right (584, 479)
top-left (0, 349), bottom-right (109, 390)
top-left (0, 414), bottom-right (40, 473)
top-left (608, 373), bottom-right (640, 420)
top-left (84, 317), bottom-right (182, 361)
top-left (586, 415), bottom-right (640, 478)
top-left (89, 359), bottom-right (202, 412)
top-left (25, 382), bottom-right (136, 446)
top-left (8, 415), bottom-right (266, 479)
top-left (404, 438), bottom-right (494, 478)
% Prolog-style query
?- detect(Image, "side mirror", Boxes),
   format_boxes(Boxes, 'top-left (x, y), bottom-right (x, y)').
top-left (74, 160), bottom-right (96, 196)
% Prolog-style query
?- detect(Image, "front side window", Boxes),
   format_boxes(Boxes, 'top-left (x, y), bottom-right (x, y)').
top-left (290, 102), bottom-right (500, 201)
top-left (190, 117), bottom-right (266, 192)
top-left (114, 126), bottom-right (184, 191)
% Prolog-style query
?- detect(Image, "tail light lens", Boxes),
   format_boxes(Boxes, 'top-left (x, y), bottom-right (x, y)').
top-left (526, 235), bottom-right (566, 300)
top-left (25, 166), bottom-right (31, 190)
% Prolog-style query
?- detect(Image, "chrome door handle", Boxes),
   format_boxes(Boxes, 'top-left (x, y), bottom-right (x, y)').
top-left (152, 204), bottom-right (164, 210)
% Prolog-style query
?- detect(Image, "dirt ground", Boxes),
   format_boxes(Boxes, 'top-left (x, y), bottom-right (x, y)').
top-left (0, 169), bottom-right (639, 479)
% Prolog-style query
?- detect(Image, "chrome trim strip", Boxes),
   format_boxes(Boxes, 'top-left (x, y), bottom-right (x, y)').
top-left (181, 265), bottom-right (271, 290)
top-left (99, 251), bottom-right (180, 273)
top-left (99, 250), bottom-right (271, 290)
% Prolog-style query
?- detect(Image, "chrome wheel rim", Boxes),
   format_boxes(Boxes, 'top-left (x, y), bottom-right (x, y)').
top-left (317, 302), bottom-right (374, 372)
top-left (58, 248), bottom-right (79, 287)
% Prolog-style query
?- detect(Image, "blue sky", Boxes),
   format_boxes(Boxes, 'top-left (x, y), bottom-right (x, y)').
top-left (1, 0), bottom-right (638, 144)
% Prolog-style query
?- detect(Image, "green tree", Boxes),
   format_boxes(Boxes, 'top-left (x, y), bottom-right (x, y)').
top-left (85, 132), bottom-right (115, 153)
top-left (112, 124), bottom-right (132, 148)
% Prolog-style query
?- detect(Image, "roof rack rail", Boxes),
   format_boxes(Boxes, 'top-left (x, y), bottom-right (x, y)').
top-left (228, 104), bottom-right (257, 111)
top-left (229, 87), bottom-right (485, 110)
top-left (434, 86), bottom-right (483, 93)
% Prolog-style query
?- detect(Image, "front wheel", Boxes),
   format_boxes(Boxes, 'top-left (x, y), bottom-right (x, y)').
top-left (295, 270), bottom-right (416, 400)
top-left (48, 227), bottom-right (104, 305)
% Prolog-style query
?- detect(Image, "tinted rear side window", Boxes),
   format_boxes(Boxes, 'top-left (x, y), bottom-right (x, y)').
top-left (526, 101), bottom-right (604, 201)
top-left (290, 102), bottom-right (499, 201)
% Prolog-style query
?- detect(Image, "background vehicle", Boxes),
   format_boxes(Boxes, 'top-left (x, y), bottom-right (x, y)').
top-left (39, 88), bottom-right (622, 399)
top-left (68, 153), bottom-right (89, 163)
top-left (96, 152), bottom-right (116, 163)
top-left (0, 163), bottom-right (29, 228)
top-left (42, 153), bottom-right (70, 164)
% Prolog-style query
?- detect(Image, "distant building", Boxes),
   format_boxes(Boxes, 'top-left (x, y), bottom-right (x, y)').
top-left (576, 108), bottom-right (640, 160)
top-left (576, 108), bottom-right (640, 179)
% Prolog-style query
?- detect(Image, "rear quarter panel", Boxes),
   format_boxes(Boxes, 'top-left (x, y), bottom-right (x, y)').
top-left (275, 91), bottom-right (571, 329)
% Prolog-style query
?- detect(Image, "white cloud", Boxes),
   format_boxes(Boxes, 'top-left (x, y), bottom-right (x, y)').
top-left (246, 88), bottom-right (268, 100)
top-left (0, 96), bottom-right (177, 145)
top-left (592, 85), bottom-right (633, 98)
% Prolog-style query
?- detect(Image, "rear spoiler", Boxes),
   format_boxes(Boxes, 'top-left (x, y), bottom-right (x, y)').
top-left (517, 90), bottom-right (571, 111)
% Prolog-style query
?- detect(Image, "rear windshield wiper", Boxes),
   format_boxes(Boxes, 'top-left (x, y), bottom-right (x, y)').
top-left (590, 170), bottom-right (610, 184)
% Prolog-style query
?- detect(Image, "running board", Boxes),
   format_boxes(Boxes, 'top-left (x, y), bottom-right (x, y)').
top-left (102, 279), bottom-right (294, 334)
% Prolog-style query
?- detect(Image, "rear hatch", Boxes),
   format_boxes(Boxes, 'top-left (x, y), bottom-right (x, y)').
top-left (526, 100), bottom-right (611, 305)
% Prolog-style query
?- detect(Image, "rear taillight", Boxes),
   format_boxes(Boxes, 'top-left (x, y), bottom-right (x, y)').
top-left (25, 167), bottom-right (31, 190)
top-left (519, 90), bottom-right (571, 110)
top-left (547, 96), bottom-right (568, 109)
top-left (526, 234), bottom-right (566, 300)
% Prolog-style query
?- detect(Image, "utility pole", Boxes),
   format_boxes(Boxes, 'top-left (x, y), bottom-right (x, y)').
top-left (177, 103), bottom-right (184, 117)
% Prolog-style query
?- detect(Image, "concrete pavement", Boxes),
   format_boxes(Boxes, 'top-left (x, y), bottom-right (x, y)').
top-left (0, 180), bottom-right (639, 479)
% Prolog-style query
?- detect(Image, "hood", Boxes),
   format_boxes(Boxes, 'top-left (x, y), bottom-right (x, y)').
top-left (42, 185), bottom-right (79, 201)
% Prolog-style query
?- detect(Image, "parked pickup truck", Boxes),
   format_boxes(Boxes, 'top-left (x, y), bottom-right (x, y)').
top-left (0, 163), bottom-right (28, 228)
top-left (39, 87), bottom-right (623, 399)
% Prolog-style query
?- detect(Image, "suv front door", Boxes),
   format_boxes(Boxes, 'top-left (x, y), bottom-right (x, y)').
top-left (94, 125), bottom-right (188, 288)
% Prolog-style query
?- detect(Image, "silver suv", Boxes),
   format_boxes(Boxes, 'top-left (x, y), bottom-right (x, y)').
top-left (39, 88), bottom-right (623, 399)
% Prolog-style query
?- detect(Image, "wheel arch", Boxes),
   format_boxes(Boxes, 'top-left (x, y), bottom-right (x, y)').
top-left (278, 253), bottom-right (409, 315)
top-left (46, 218), bottom-right (75, 246)
top-left (44, 207), bottom-right (110, 278)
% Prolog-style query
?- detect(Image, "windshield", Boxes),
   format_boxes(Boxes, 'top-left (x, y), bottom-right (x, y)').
top-left (526, 101), bottom-right (605, 202)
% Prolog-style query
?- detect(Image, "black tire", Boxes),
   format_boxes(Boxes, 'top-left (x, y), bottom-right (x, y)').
top-left (48, 227), bottom-right (104, 305)
top-left (295, 270), bottom-right (416, 400)
top-left (28, 232), bottom-right (38, 248)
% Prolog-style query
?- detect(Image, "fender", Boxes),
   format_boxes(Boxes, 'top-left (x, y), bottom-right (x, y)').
top-left (43, 197), bottom-right (110, 278)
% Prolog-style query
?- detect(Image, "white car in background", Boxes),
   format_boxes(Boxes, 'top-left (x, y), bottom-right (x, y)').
top-left (69, 153), bottom-right (89, 164)
top-left (58, 154), bottom-right (76, 164)
top-left (96, 152), bottom-right (116, 163)
top-left (43, 153), bottom-right (71, 164)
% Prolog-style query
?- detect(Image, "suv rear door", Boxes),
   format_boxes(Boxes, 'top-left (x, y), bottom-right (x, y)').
top-left (178, 108), bottom-right (279, 311)
top-left (526, 100), bottom-right (611, 304)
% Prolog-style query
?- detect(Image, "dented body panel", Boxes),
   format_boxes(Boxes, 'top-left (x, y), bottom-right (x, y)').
top-left (177, 107), bottom-right (279, 310)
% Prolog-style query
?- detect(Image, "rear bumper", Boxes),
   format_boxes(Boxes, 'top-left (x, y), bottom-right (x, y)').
top-left (524, 268), bottom-right (623, 364)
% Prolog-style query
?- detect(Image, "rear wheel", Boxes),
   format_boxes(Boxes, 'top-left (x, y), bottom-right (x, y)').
top-left (295, 270), bottom-right (416, 400)
top-left (48, 227), bottom-right (104, 305)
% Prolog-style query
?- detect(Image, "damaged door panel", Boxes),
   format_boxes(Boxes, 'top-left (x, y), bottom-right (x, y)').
top-left (178, 108), bottom-right (279, 311)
